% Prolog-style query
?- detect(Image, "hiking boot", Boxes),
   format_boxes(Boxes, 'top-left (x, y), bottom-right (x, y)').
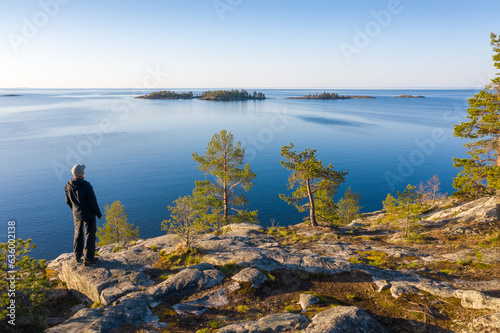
top-left (84, 258), bottom-right (99, 266)
top-left (75, 256), bottom-right (82, 264)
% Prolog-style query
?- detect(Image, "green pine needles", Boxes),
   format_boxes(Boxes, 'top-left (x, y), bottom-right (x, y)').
top-left (453, 32), bottom-right (500, 219)
top-left (97, 200), bottom-right (140, 246)
top-left (163, 130), bottom-right (258, 250)
top-left (162, 195), bottom-right (208, 251)
top-left (382, 184), bottom-right (426, 239)
top-left (192, 130), bottom-right (258, 225)
top-left (336, 187), bottom-right (362, 225)
top-left (0, 239), bottom-right (54, 331)
top-left (279, 143), bottom-right (348, 227)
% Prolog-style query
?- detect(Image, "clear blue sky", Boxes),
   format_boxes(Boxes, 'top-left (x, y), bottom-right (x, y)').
top-left (0, 0), bottom-right (499, 89)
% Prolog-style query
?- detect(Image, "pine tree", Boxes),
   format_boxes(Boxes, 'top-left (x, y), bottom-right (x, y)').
top-left (97, 200), bottom-right (140, 246)
top-left (192, 130), bottom-right (257, 226)
top-left (453, 33), bottom-right (500, 219)
top-left (162, 195), bottom-right (208, 251)
top-left (0, 239), bottom-right (54, 331)
top-left (382, 184), bottom-right (425, 238)
top-left (417, 175), bottom-right (446, 203)
top-left (336, 187), bottom-right (362, 224)
top-left (280, 143), bottom-right (348, 227)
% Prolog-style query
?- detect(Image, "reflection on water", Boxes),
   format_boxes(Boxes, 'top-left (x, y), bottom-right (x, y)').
top-left (297, 116), bottom-right (373, 127)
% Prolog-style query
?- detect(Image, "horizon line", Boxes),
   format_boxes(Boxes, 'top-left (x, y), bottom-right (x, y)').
top-left (1, 86), bottom-right (483, 90)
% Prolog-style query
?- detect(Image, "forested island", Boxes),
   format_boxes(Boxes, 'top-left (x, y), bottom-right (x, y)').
top-left (286, 92), bottom-right (375, 100)
top-left (136, 89), bottom-right (266, 101)
top-left (199, 89), bottom-right (266, 101)
top-left (136, 91), bottom-right (197, 99)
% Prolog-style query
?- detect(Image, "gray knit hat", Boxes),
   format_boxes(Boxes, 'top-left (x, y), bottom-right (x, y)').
top-left (71, 164), bottom-right (85, 177)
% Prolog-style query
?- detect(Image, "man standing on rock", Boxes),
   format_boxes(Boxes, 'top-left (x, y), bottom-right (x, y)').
top-left (65, 164), bottom-right (102, 266)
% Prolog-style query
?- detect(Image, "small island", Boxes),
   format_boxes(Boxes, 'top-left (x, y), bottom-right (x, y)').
top-left (199, 89), bottom-right (266, 101)
top-left (2, 94), bottom-right (21, 97)
top-left (393, 95), bottom-right (425, 98)
top-left (135, 91), bottom-right (197, 100)
top-left (286, 92), bottom-right (375, 100)
top-left (136, 89), bottom-right (266, 101)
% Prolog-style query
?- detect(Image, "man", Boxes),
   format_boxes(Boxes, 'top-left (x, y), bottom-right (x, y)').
top-left (65, 164), bottom-right (102, 266)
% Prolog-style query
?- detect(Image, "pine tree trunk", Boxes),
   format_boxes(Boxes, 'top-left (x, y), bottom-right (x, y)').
top-left (223, 183), bottom-right (229, 223)
top-left (223, 150), bottom-right (229, 224)
top-left (496, 191), bottom-right (500, 221)
top-left (497, 138), bottom-right (500, 221)
top-left (306, 179), bottom-right (317, 227)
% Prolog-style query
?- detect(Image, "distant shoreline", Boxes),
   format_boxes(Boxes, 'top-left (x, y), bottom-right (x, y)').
top-left (393, 95), bottom-right (425, 98)
top-left (286, 95), bottom-right (375, 100)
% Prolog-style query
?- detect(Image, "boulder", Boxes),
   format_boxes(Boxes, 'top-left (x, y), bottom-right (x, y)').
top-left (304, 306), bottom-right (387, 333)
top-left (298, 293), bottom-right (319, 311)
top-left (373, 278), bottom-right (390, 293)
top-left (390, 281), bottom-right (419, 298)
top-left (457, 290), bottom-right (500, 311)
top-left (232, 267), bottom-right (268, 288)
top-left (172, 283), bottom-right (239, 315)
top-left (218, 313), bottom-right (309, 332)
top-left (147, 263), bottom-right (225, 306)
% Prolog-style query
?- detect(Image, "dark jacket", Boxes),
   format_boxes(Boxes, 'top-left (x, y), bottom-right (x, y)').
top-left (65, 178), bottom-right (102, 221)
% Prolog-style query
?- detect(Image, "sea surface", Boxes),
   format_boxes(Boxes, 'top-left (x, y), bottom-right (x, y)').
top-left (0, 88), bottom-right (474, 259)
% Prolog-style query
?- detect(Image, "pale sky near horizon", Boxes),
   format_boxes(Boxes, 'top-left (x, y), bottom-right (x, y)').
top-left (0, 0), bottom-right (499, 89)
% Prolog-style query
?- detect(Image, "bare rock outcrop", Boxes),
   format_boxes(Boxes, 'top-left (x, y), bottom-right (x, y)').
top-left (298, 293), bottom-right (320, 311)
top-left (45, 197), bottom-right (500, 332)
top-left (304, 306), bottom-right (388, 333)
top-left (232, 267), bottom-right (268, 288)
top-left (46, 262), bottom-right (224, 332)
top-left (218, 313), bottom-right (309, 332)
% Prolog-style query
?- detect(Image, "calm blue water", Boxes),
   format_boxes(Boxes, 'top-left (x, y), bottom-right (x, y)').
top-left (0, 88), bottom-right (473, 259)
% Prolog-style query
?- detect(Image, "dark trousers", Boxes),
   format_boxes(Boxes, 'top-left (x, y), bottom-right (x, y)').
top-left (74, 218), bottom-right (96, 261)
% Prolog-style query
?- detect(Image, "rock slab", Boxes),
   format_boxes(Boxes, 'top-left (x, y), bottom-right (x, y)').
top-left (232, 267), bottom-right (268, 288)
top-left (304, 306), bottom-right (388, 333)
top-left (218, 313), bottom-right (309, 333)
top-left (46, 263), bottom-right (224, 333)
top-left (298, 293), bottom-right (320, 311)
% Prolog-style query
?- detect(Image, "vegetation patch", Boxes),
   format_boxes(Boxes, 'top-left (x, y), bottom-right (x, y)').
top-left (352, 250), bottom-right (389, 267)
top-left (218, 261), bottom-right (239, 276)
top-left (154, 245), bottom-right (204, 271)
top-left (145, 269), bottom-right (489, 333)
